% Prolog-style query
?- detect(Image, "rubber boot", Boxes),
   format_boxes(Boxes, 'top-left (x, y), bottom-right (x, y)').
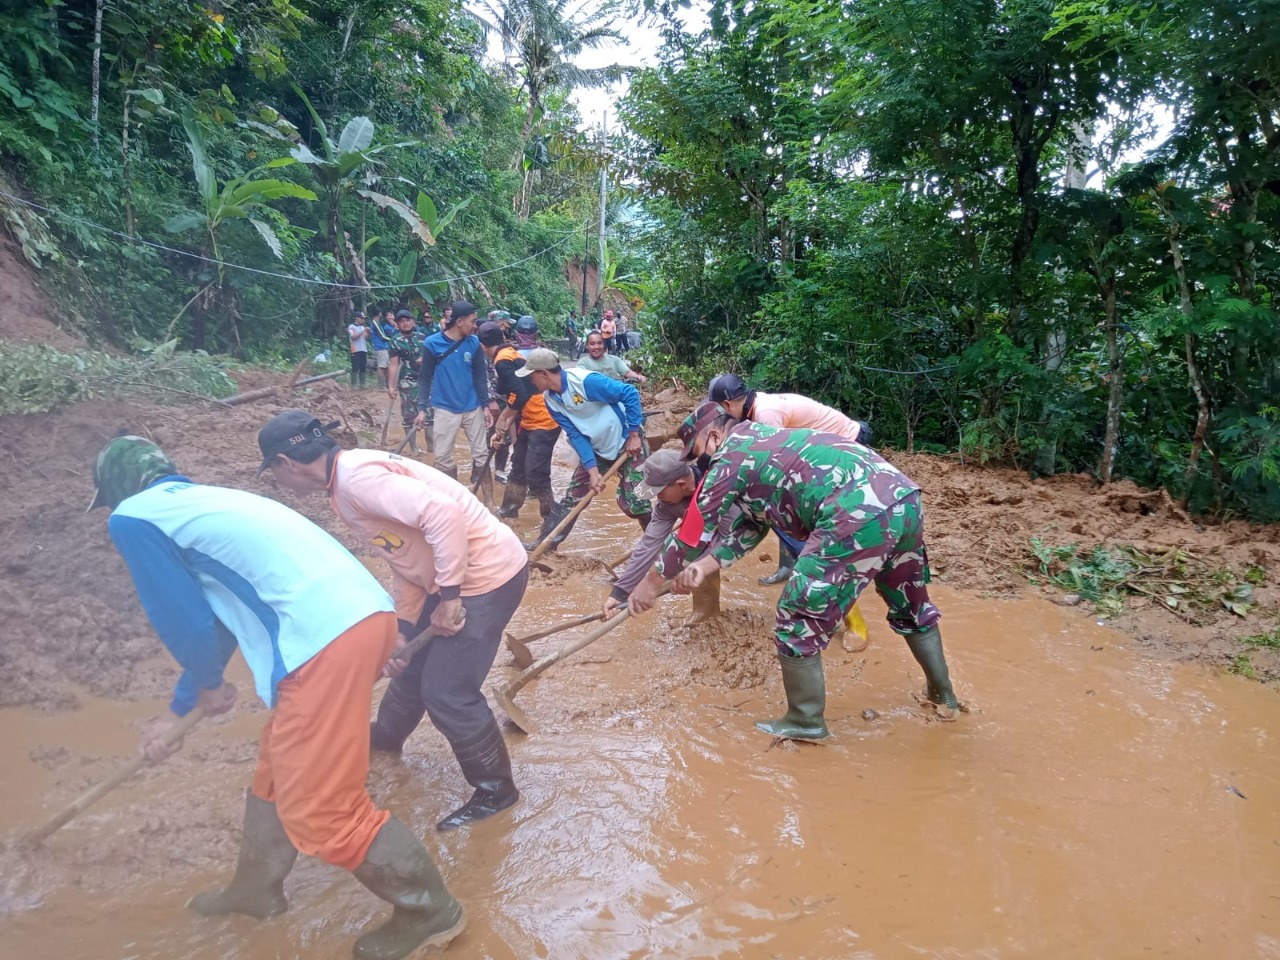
top-left (755, 651), bottom-right (829, 740)
top-left (351, 817), bottom-right (466, 960)
top-left (685, 568), bottom-right (721, 626)
top-left (526, 501), bottom-right (572, 553)
top-left (497, 482), bottom-right (527, 519)
top-left (437, 465), bottom-right (459, 481)
top-left (370, 680), bottom-right (426, 754)
top-left (905, 627), bottom-right (958, 708)
top-left (759, 539), bottom-right (798, 586)
top-left (436, 719), bottom-right (519, 831)
top-left (189, 791), bottom-right (299, 920)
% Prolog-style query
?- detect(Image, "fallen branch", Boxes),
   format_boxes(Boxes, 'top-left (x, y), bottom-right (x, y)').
top-left (220, 369), bottom-right (348, 407)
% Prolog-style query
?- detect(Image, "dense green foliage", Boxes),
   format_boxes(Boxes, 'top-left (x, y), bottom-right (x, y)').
top-left (620, 0), bottom-right (1280, 519)
top-left (0, 0), bottom-right (609, 358)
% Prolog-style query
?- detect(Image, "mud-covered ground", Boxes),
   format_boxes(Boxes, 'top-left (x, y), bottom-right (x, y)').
top-left (1, 373), bottom-right (1276, 716)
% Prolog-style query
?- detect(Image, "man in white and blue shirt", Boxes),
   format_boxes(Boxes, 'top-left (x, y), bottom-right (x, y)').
top-left (517, 347), bottom-right (652, 549)
top-left (89, 434), bottom-right (466, 957)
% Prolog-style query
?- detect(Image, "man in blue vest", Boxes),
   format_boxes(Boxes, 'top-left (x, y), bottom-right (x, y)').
top-left (368, 305), bottom-right (395, 390)
top-left (516, 347), bottom-right (651, 549)
top-left (414, 300), bottom-right (492, 492)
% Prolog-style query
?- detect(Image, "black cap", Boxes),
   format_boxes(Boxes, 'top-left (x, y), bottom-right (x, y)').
top-left (395, 308), bottom-right (413, 320)
top-left (451, 300), bottom-right (477, 319)
top-left (707, 373), bottom-right (748, 403)
top-left (256, 410), bottom-right (339, 475)
top-left (477, 321), bottom-right (505, 347)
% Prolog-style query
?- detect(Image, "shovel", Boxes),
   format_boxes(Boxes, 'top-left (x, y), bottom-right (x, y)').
top-left (493, 584), bottom-right (670, 734)
top-left (26, 706), bottom-right (208, 846)
top-left (528, 454), bottom-right (631, 563)
top-left (505, 611), bottom-right (605, 669)
top-left (379, 396), bottom-right (395, 445)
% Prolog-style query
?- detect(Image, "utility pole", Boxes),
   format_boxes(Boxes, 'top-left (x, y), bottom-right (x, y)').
top-left (597, 113), bottom-right (607, 303)
top-left (581, 220), bottom-right (589, 316)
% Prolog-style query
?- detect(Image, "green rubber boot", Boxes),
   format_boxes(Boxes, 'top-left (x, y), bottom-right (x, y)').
top-left (755, 651), bottom-right (829, 740)
top-left (352, 817), bottom-right (466, 960)
top-left (905, 627), bottom-right (958, 708)
top-left (189, 791), bottom-right (298, 920)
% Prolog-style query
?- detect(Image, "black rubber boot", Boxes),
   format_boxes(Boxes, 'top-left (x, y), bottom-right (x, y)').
top-left (352, 817), bottom-right (466, 960)
top-left (755, 651), bottom-right (829, 740)
top-left (525, 501), bottom-right (572, 553)
top-left (759, 539), bottom-right (799, 586)
top-left (370, 680), bottom-right (426, 754)
top-left (905, 627), bottom-right (958, 708)
top-left (189, 791), bottom-right (299, 919)
top-left (437, 465), bottom-right (459, 481)
top-left (436, 719), bottom-right (519, 831)
top-left (497, 482), bottom-right (527, 519)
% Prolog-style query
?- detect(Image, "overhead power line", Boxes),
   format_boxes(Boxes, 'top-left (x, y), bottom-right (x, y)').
top-left (0, 188), bottom-right (583, 290)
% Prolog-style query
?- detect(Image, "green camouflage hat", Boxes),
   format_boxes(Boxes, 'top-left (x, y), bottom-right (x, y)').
top-left (88, 436), bottom-right (178, 512)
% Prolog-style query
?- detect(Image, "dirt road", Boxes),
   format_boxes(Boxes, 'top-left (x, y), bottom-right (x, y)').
top-left (2, 377), bottom-right (1279, 958)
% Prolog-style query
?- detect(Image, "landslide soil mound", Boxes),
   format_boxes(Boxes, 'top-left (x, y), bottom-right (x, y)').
top-left (2, 372), bottom-right (1278, 719)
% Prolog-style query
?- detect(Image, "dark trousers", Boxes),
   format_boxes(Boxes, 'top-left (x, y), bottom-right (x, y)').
top-left (510, 426), bottom-right (561, 514)
top-left (383, 564), bottom-right (529, 743)
top-left (350, 350), bottom-right (367, 387)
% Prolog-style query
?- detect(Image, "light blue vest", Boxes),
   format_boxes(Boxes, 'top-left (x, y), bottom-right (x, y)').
top-left (545, 367), bottom-right (626, 460)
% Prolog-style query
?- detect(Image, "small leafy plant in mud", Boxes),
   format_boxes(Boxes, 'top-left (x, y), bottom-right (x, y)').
top-left (1026, 537), bottom-right (1258, 622)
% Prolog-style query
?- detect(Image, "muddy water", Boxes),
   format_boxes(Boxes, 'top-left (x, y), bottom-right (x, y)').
top-left (3, 491), bottom-right (1280, 960)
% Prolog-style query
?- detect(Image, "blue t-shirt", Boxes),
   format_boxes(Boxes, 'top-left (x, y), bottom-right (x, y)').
top-left (418, 331), bottom-right (486, 414)
top-left (368, 317), bottom-right (393, 351)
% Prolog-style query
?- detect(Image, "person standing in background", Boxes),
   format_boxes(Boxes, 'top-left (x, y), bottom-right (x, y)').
top-left (348, 312), bottom-right (369, 389)
top-left (600, 310), bottom-right (616, 355)
top-left (369, 306), bottom-right (394, 390)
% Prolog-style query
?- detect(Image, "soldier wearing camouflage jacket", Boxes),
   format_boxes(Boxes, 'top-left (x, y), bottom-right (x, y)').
top-left (633, 405), bottom-right (958, 740)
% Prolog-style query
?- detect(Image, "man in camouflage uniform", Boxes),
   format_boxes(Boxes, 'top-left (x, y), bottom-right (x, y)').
top-left (629, 402), bottom-right (957, 740)
top-left (386, 309), bottom-right (428, 454)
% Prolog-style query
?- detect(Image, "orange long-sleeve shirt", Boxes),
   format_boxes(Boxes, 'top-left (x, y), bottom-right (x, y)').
top-left (328, 449), bottom-right (527, 624)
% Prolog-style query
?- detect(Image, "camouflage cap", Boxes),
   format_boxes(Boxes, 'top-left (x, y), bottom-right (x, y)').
top-left (88, 436), bottom-right (178, 512)
top-left (678, 401), bottom-right (727, 459)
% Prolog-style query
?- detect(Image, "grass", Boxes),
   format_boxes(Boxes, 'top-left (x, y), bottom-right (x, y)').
top-left (1228, 653), bottom-right (1257, 680)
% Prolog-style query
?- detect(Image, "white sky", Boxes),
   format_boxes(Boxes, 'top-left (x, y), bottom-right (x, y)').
top-left (475, 4), bottom-right (710, 134)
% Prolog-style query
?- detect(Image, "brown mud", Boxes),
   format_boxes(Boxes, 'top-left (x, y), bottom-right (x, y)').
top-left (2, 372), bottom-right (1280, 958)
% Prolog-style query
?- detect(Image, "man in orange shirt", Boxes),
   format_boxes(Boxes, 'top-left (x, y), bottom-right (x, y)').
top-left (260, 410), bottom-right (528, 835)
top-left (707, 374), bottom-right (872, 585)
top-left (479, 322), bottom-right (564, 528)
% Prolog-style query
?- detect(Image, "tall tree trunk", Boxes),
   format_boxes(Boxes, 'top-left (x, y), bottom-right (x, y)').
top-left (1098, 278), bottom-right (1121, 483)
top-left (1167, 225), bottom-right (1212, 509)
top-left (121, 87), bottom-right (134, 235)
top-left (90, 0), bottom-right (104, 152)
top-left (1035, 121), bottom-right (1091, 477)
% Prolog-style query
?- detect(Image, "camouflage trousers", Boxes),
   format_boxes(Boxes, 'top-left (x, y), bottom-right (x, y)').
top-left (562, 437), bottom-right (652, 522)
top-left (398, 381), bottom-right (425, 428)
top-left (776, 491), bottom-right (940, 657)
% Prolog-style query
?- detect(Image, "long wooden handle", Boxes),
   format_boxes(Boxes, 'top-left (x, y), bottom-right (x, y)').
top-left (28, 707), bottom-right (207, 846)
top-left (393, 611), bottom-right (467, 663)
top-left (504, 583), bottom-right (671, 699)
top-left (510, 611), bottom-right (604, 646)
top-left (528, 454), bottom-right (631, 562)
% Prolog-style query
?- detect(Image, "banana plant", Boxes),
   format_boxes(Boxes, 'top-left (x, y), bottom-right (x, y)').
top-left (361, 190), bottom-right (474, 300)
top-left (165, 110), bottom-right (316, 349)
